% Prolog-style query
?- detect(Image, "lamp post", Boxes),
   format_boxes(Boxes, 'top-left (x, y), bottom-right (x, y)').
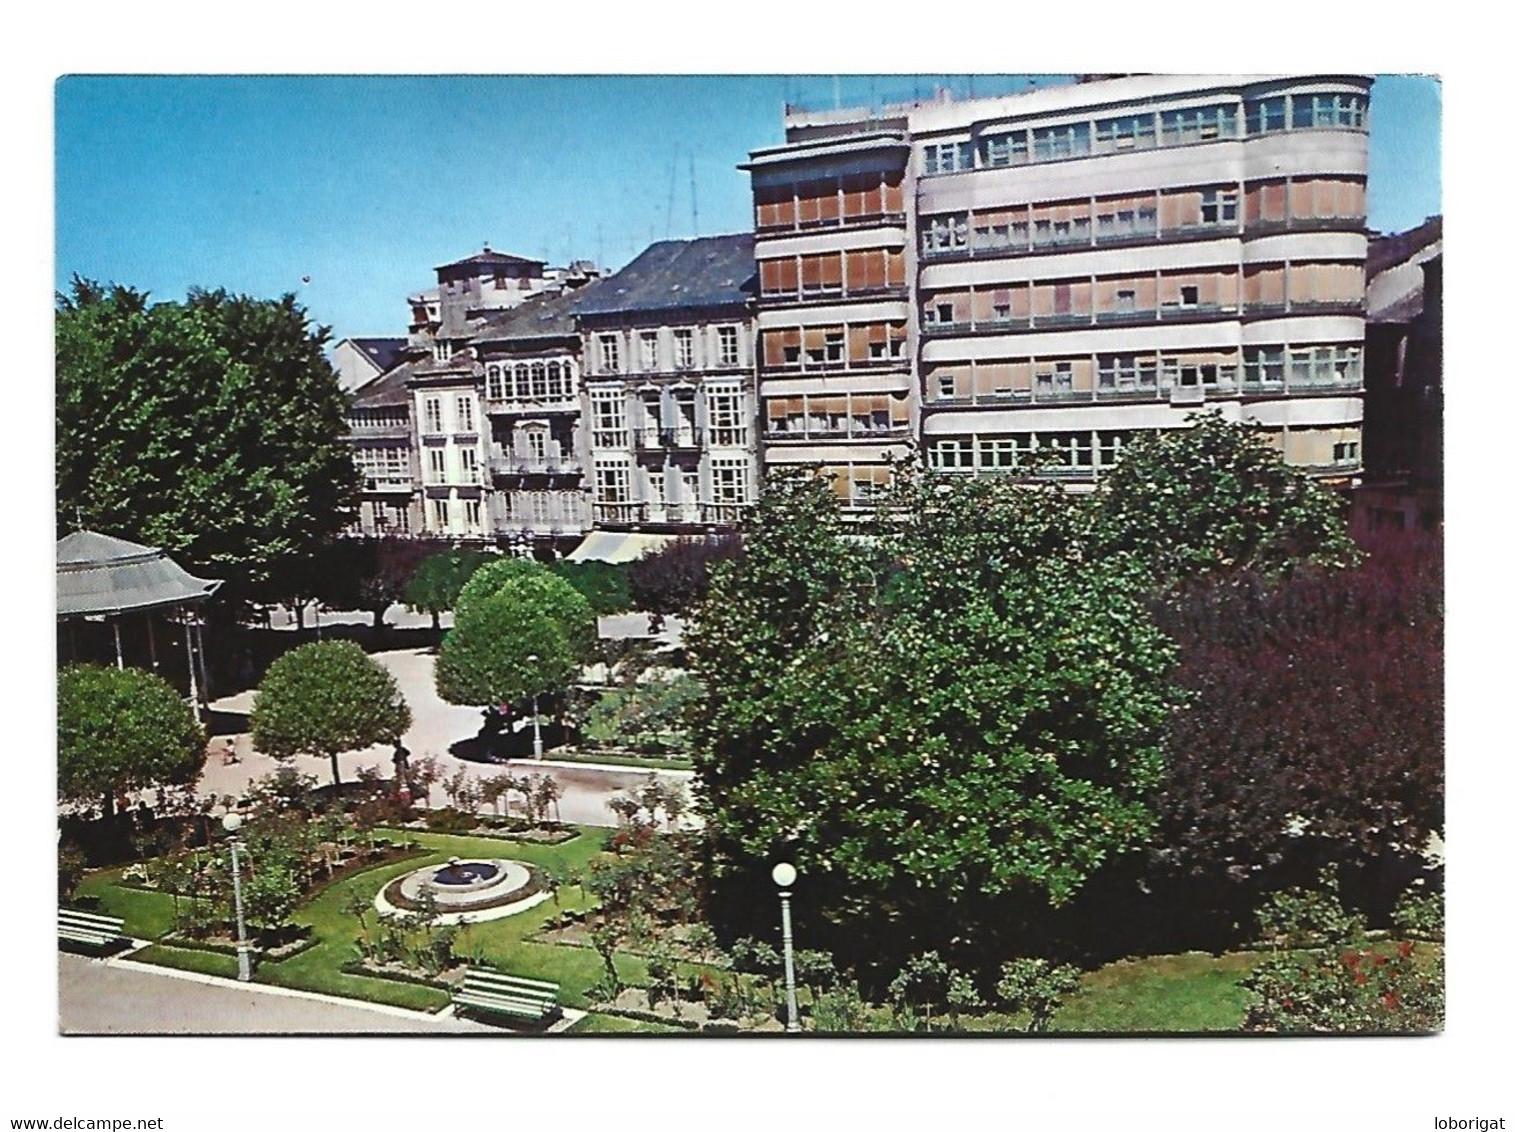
top-left (526, 654), bottom-right (544, 759)
top-left (221, 812), bottom-right (253, 982)
top-left (772, 862), bottom-right (801, 1033)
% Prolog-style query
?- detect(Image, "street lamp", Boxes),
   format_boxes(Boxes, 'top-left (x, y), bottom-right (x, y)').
top-left (771, 862), bottom-right (801, 1033)
top-left (526, 654), bottom-right (543, 759)
top-left (221, 811), bottom-right (253, 982)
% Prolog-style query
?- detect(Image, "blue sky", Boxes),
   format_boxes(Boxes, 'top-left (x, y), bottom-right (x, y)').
top-left (55, 74), bottom-right (1441, 343)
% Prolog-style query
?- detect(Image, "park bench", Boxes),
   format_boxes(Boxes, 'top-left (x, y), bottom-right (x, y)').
top-left (452, 968), bottom-right (561, 1025)
top-left (58, 907), bottom-right (128, 954)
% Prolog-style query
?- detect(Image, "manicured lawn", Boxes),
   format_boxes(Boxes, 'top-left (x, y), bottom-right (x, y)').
top-left (75, 871), bottom-right (180, 940)
top-left (1051, 950), bottom-right (1264, 1033)
top-left (573, 1012), bottom-right (684, 1034)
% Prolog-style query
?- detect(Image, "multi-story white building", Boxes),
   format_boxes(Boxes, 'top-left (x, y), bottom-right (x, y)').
top-left (474, 287), bottom-right (594, 552)
top-left (749, 74), bottom-right (1371, 493)
top-left (574, 235), bottom-right (759, 534)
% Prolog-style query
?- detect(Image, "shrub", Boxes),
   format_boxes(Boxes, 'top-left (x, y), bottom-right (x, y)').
top-left (1254, 866), bottom-right (1367, 949)
top-left (58, 841), bottom-right (87, 904)
top-left (1242, 941), bottom-right (1443, 1033)
top-left (1393, 883), bottom-right (1445, 941)
top-left (994, 958), bottom-right (1083, 1032)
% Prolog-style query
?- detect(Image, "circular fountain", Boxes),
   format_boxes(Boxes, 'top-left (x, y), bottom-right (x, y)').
top-left (377, 856), bottom-right (546, 924)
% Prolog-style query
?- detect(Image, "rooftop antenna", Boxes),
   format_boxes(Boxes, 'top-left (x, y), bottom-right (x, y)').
top-left (689, 153), bottom-right (699, 238)
top-left (664, 146), bottom-right (678, 240)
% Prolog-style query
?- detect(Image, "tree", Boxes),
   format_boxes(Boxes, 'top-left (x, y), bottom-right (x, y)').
top-left (55, 280), bottom-right (361, 607)
top-left (58, 664), bottom-right (206, 815)
top-left (1093, 410), bottom-right (1360, 584)
top-left (548, 560), bottom-right (632, 615)
top-left (626, 536), bottom-right (743, 617)
top-left (1148, 530), bottom-right (1443, 915)
top-left (250, 640), bottom-right (411, 787)
top-left (403, 548), bottom-right (495, 630)
top-left (434, 558), bottom-right (596, 709)
top-left (688, 469), bottom-right (1179, 965)
top-left (337, 537), bottom-right (434, 629)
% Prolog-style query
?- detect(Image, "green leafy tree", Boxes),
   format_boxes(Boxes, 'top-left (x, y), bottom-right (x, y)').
top-left (58, 664), bottom-right (206, 815)
top-left (242, 859), bottom-right (300, 936)
top-left (689, 470), bottom-right (1179, 953)
top-left (403, 548), bottom-right (495, 630)
top-left (55, 280), bottom-right (360, 607)
top-left (434, 558), bottom-right (596, 708)
top-left (548, 560), bottom-right (632, 615)
top-left (250, 640), bottom-right (411, 787)
top-left (1093, 410), bottom-right (1360, 583)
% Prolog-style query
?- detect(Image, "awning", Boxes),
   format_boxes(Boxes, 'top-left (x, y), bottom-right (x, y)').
top-left (565, 531), bottom-right (680, 565)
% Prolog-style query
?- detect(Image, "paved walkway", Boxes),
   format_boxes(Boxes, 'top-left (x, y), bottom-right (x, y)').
top-left (59, 952), bottom-right (495, 1034)
top-left (193, 637), bottom-right (694, 828)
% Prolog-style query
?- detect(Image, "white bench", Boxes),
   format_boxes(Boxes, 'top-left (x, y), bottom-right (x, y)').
top-left (452, 968), bottom-right (560, 1025)
top-left (58, 908), bottom-right (128, 954)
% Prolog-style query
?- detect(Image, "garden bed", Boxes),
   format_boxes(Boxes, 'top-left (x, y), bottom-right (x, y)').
top-left (160, 927), bottom-right (319, 964)
top-left (339, 958), bottom-right (467, 992)
top-left (395, 818), bottom-right (578, 845)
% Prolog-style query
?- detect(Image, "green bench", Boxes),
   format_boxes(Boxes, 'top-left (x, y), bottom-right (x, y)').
top-left (58, 907), bottom-right (129, 954)
top-left (452, 968), bottom-right (561, 1026)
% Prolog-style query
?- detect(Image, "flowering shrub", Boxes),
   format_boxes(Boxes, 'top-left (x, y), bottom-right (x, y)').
top-left (1242, 941), bottom-right (1443, 1033)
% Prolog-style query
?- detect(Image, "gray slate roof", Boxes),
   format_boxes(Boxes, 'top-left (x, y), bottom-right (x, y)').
top-left (348, 337), bottom-right (409, 374)
top-left (472, 283), bottom-right (602, 345)
top-left (57, 531), bottom-right (222, 618)
top-left (352, 357), bottom-right (420, 408)
top-left (572, 234), bottom-right (756, 319)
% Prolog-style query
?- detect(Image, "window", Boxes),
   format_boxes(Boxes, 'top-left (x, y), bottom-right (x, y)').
top-left (1032, 122), bottom-right (1091, 161)
top-left (594, 460), bottom-right (632, 503)
top-left (485, 364), bottom-right (504, 401)
top-left (524, 429), bottom-right (547, 462)
top-left (1098, 354), bottom-right (1157, 394)
top-left (706, 383), bottom-right (748, 447)
top-left (1179, 285), bottom-right (1200, 307)
top-left (1243, 345), bottom-right (1287, 388)
top-left (923, 140), bottom-right (974, 175)
top-left (598, 334), bottom-right (620, 373)
top-left (1245, 96), bottom-right (1288, 134)
top-left (1201, 188), bottom-right (1239, 224)
top-left (937, 372), bottom-right (957, 400)
top-left (710, 458), bottom-right (750, 505)
top-left (1292, 92), bottom-right (1367, 130)
top-left (640, 332), bottom-right (659, 372)
top-left (978, 436), bottom-right (1031, 469)
top-left (434, 340), bottom-right (454, 362)
top-left (455, 394), bottom-right (475, 433)
top-left (459, 448), bottom-right (479, 483)
top-left (980, 130), bottom-right (1029, 167)
top-left (1334, 440), bottom-right (1359, 462)
top-left (674, 329), bottom-right (694, 369)
top-left (717, 326), bottom-right (740, 367)
top-left (426, 448), bottom-right (447, 483)
top-left (423, 397), bottom-right (444, 434)
top-left (1159, 103), bottom-right (1239, 144)
top-left (591, 390), bottom-right (628, 449)
top-left (464, 499), bottom-right (482, 530)
top-left (923, 213), bottom-right (968, 253)
top-left (1094, 113), bottom-right (1156, 152)
top-left (928, 439), bottom-right (972, 469)
top-left (388, 503), bottom-right (410, 533)
top-left (529, 362), bottom-right (547, 400)
top-left (430, 498), bottom-right (449, 530)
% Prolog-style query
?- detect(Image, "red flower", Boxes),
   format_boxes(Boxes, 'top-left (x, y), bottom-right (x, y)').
top-left (1397, 940), bottom-right (1414, 959)
top-left (1382, 993), bottom-right (1400, 1009)
top-left (1353, 970), bottom-right (1368, 985)
top-left (1342, 951), bottom-right (1360, 967)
